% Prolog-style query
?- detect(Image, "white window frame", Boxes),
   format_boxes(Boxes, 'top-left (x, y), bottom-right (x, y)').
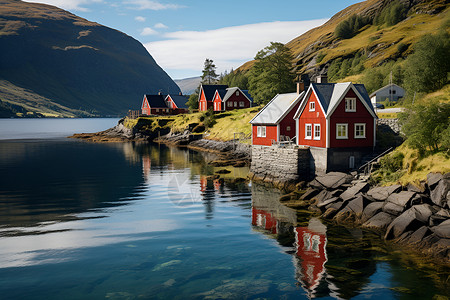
top-left (239, 101), bottom-right (244, 107)
top-left (234, 102), bottom-right (237, 107)
top-left (286, 126), bottom-right (291, 132)
top-left (257, 126), bottom-right (266, 138)
top-left (309, 101), bottom-right (315, 111)
top-left (336, 123), bottom-right (348, 139)
top-left (313, 124), bottom-right (321, 140)
top-left (345, 98), bottom-right (356, 112)
top-left (305, 124), bottom-right (312, 140)
top-left (354, 123), bottom-right (366, 139)
top-left (236, 91), bottom-right (240, 96)
top-left (227, 101), bottom-right (232, 107)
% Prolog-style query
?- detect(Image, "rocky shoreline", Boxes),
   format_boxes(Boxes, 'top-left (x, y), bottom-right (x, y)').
top-left (277, 171), bottom-right (450, 263)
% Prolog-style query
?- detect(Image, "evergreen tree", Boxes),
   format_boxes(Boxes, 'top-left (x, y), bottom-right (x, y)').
top-left (248, 42), bottom-right (295, 105)
top-left (201, 58), bottom-right (218, 84)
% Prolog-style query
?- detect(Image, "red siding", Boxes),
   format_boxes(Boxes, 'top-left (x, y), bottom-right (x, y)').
top-left (297, 92), bottom-right (326, 148)
top-left (224, 92), bottom-right (251, 111)
top-left (213, 93), bottom-right (222, 111)
top-left (199, 89), bottom-right (208, 111)
top-left (141, 97), bottom-right (150, 115)
top-left (329, 89), bottom-right (374, 148)
top-left (252, 125), bottom-right (277, 146)
top-left (167, 96), bottom-right (177, 109)
top-left (279, 101), bottom-right (301, 139)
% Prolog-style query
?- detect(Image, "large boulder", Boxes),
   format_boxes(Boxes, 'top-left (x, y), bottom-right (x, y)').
top-left (299, 188), bottom-right (320, 201)
top-left (431, 219), bottom-right (450, 239)
top-left (384, 207), bottom-right (426, 240)
top-left (313, 190), bottom-right (340, 205)
top-left (315, 172), bottom-right (352, 189)
top-left (386, 191), bottom-right (416, 207)
top-left (407, 226), bottom-right (432, 244)
top-left (429, 176), bottom-right (450, 207)
top-left (367, 184), bottom-right (402, 201)
top-left (317, 197), bottom-right (340, 208)
top-left (363, 212), bottom-right (396, 230)
top-left (382, 202), bottom-right (405, 216)
top-left (345, 195), bottom-right (372, 216)
top-left (411, 204), bottom-right (434, 223)
top-left (427, 172), bottom-right (443, 189)
top-left (340, 182), bottom-right (370, 202)
top-left (361, 202), bottom-right (384, 223)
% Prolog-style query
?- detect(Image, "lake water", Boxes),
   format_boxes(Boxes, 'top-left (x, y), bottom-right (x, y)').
top-left (0, 119), bottom-right (447, 299)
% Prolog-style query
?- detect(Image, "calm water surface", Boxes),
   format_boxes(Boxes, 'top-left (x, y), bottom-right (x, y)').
top-left (0, 119), bottom-right (447, 299)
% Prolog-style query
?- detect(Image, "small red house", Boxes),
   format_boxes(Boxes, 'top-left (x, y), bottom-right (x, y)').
top-left (141, 94), bottom-right (170, 115)
top-left (198, 84), bottom-right (228, 111)
top-left (294, 82), bottom-right (377, 171)
top-left (165, 94), bottom-right (189, 114)
top-left (250, 91), bottom-right (305, 146)
top-left (213, 87), bottom-right (253, 112)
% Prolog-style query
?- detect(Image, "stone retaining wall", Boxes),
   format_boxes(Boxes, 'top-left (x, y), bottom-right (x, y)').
top-left (377, 118), bottom-right (401, 134)
top-left (250, 145), bottom-right (310, 184)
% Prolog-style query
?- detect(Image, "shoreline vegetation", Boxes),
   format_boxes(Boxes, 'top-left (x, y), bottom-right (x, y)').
top-left (69, 110), bottom-right (450, 271)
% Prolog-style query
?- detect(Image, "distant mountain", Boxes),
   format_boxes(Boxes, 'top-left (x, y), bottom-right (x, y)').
top-left (0, 0), bottom-right (180, 117)
top-left (238, 0), bottom-right (448, 82)
top-left (174, 76), bottom-right (201, 95)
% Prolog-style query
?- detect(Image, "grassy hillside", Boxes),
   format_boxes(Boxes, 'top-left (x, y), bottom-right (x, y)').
top-left (238, 0), bottom-right (449, 85)
top-left (0, 0), bottom-right (180, 117)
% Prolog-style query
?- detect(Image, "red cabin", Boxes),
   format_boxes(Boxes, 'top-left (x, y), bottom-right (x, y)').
top-left (141, 94), bottom-right (170, 115)
top-left (165, 94), bottom-right (189, 114)
top-left (198, 84), bottom-right (228, 111)
top-left (294, 82), bottom-right (377, 171)
top-left (213, 87), bottom-right (252, 112)
top-left (250, 92), bottom-right (304, 146)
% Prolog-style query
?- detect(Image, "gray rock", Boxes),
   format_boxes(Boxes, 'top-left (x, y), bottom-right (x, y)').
top-left (431, 219), bottom-right (450, 239)
top-left (427, 172), bottom-right (443, 189)
top-left (367, 184), bottom-right (402, 201)
top-left (383, 202), bottom-right (404, 216)
top-left (406, 182), bottom-right (425, 193)
top-left (313, 190), bottom-right (335, 205)
top-left (327, 200), bottom-right (346, 211)
top-left (436, 208), bottom-right (450, 218)
top-left (386, 191), bottom-right (416, 207)
top-left (397, 231), bottom-right (414, 243)
top-left (411, 204), bottom-right (433, 223)
top-left (430, 178), bottom-right (450, 207)
top-left (385, 208), bottom-right (425, 240)
top-left (363, 212), bottom-right (395, 230)
top-left (340, 182), bottom-right (370, 202)
top-left (346, 195), bottom-right (371, 215)
top-left (317, 197), bottom-right (340, 208)
top-left (429, 214), bottom-right (447, 227)
top-left (299, 188), bottom-right (320, 201)
top-left (308, 179), bottom-right (324, 190)
top-left (361, 202), bottom-right (384, 223)
top-left (407, 226), bottom-right (432, 244)
top-left (315, 172), bottom-right (352, 189)
top-left (418, 233), bottom-right (441, 248)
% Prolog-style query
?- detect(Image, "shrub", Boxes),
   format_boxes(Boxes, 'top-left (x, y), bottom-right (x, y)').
top-left (397, 42), bottom-right (408, 54)
top-left (335, 14), bottom-right (370, 39)
top-left (375, 2), bottom-right (408, 26)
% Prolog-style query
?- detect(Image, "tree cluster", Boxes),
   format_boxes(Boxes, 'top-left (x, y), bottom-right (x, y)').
top-left (248, 42), bottom-right (296, 105)
top-left (218, 69), bottom-right (248, 90)
top-left (374, 2), bottom-right (408, 27)
top-left (334, 14), bottom-right (370, 39)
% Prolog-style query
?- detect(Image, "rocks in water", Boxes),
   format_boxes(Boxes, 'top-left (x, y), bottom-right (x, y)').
top-left (431, 219), bottom-right (450, 239)
top-left (363, 212), bottom-right (396, 230)
top-left (299, 188), bottom-right (320, 201)
top-left (361, 202), bottom-right (384, 223)
top-left (345, 195), bottom-right (372, 216)
top-left (407, 226), bottom-right (432, 244)
top-left (384, 208), bottom-right (426, 240)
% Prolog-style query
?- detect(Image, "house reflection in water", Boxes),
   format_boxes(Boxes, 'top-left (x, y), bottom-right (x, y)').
top-left (251, 184), bottom-right (328, 298)
top-left (294, 218), bottom-right (328, 299)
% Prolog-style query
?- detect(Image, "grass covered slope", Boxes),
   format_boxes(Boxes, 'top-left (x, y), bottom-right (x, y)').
top-left (0, 0), bottom-right (180, 117)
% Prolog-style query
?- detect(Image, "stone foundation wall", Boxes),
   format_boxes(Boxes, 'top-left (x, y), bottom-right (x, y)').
top-left (250, 145), bottom-right (310, 184)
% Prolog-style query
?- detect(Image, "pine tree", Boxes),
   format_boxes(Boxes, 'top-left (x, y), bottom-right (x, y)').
top-left (201, 58), bottom-right (218, 84)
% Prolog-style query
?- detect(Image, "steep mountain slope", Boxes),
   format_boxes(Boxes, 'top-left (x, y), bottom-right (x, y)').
top-left (174, 76), bottom-right (201, 95)
top-left (239, 0), bottom-right (449, 81)
top-left (0, 0), bottom-right (180, 117)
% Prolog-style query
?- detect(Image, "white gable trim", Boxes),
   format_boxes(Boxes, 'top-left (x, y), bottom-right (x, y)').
top-left (293, 85), bottom-right (325, 119)
top-left (326, 83), bottom-right (377, 120)
top-left (223, 87), bottom-right (252, 103)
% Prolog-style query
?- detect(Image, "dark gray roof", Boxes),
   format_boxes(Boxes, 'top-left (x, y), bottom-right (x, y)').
top-left (242, 90), bottom-right (253, 103)
top-left (168, 94), bottom-right (189, 109)
top-left (201, 84), bottom-right (228, 101)
top-left (217, 89), bottom-right (227, 100)
top-left (354, 84), bottom-right (375, 113)
top-left (311, 83), bottom-right (335, 113)
top-left (145, 94), bottom-right (167, 108)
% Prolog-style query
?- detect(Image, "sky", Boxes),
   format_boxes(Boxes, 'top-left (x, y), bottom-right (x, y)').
top-left (24, 0), bottom-right (363, 79)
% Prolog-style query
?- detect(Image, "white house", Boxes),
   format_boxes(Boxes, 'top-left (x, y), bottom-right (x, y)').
top-left (369, 83), bottom-right (405, 104)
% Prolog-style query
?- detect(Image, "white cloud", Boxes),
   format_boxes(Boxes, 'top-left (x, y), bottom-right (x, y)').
top-left (24, 0), bottom-right (102, 12)
top-left (154, 22), bottom-right (168, 29)
top-left (135, 16), bottom-right (146, 22)
top-left (125, 0), bottom-right (184, 10)
top-left (141, 27), bottom-right (158, 36)
top-left (144, 19), bottom-right (327, 77)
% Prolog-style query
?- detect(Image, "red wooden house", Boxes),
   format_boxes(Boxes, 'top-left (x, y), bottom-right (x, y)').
top-left (141, 94), bottom-right (170, 115)
top-left (213, 87), bottom-right (253, 112)
top-left (294, 82), bottom-right (377, 171)
top-left (198, 84), bottom-right (228, 111)
top-left (165, 94), bottom-right (189, 114)
top-left (250, 91), bottom-right (305, 146)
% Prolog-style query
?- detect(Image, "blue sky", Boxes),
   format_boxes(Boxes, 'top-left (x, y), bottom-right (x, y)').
top-left (25, 0), bottom-right (362, 79)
